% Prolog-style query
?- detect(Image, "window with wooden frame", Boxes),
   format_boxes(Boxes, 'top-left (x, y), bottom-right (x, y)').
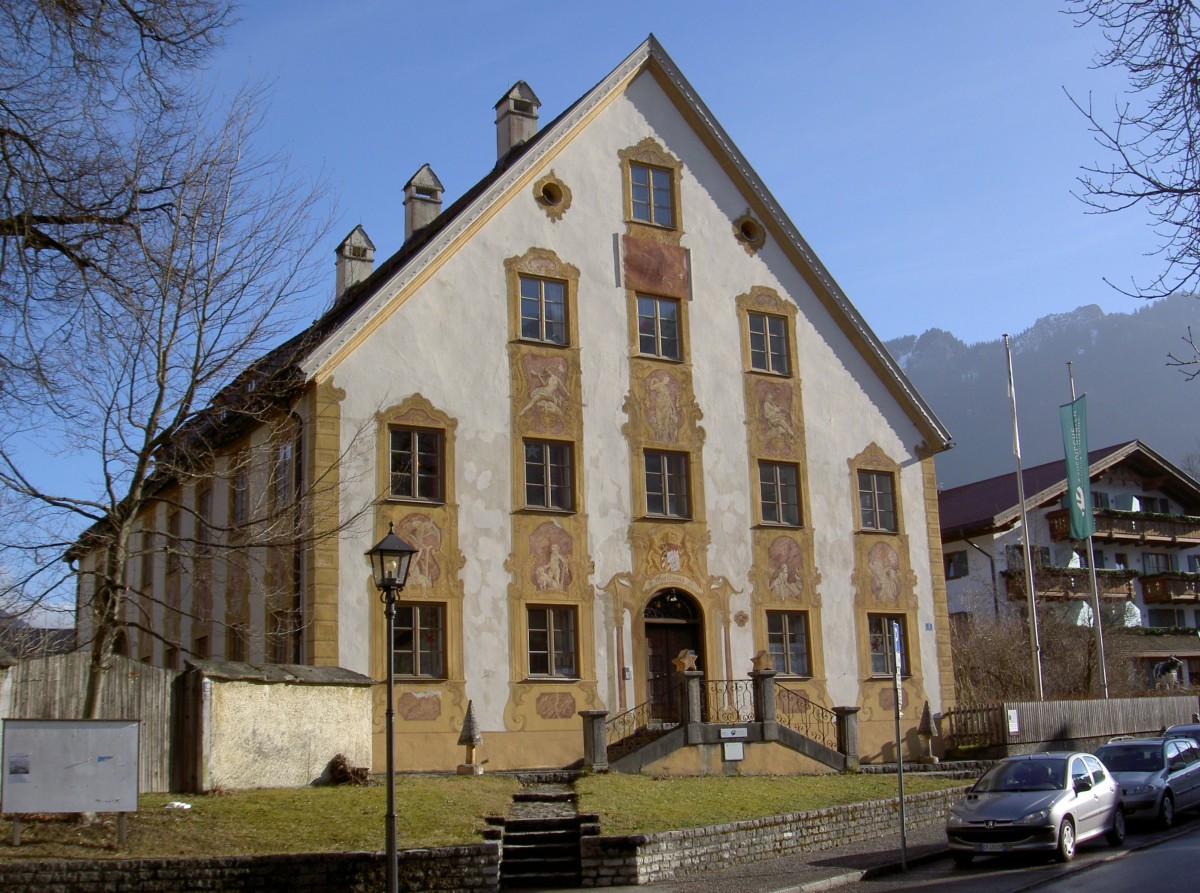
top-left (636, 295), bottom-right (681, 360)
top-left (868, 613), bottom-right (909, 677)
top-left (166, 506), bottom-right (181, 575)
top-left (944, 549), bottom-right (968, 580)
top-left (748, 311), bottom-right (790, 375)
top-left (645, 450), bottom-right (691, 519)
top-left (524, 440), bottom-right (574, 511)
top-left (392, 602), bottom-right (446, 678)
top-left (759, 461), bottom-right (801, 526)
top-left (196, 485), bottom-right (213, 554)
top-left (527, 605), bottom-right (577, 678)
top-left (767, 610), bottom-right (811, 677)
top-left (389, 426), bottom-right (444, 502)
top-left (271, 436), bottom-right (296, 516)
top-left (858, 469), bottom-right (897, 532)
top-left (629, 162), bottom-right (675, 228)
top-left (231, 457), bottom-right (249, 528)
top-left (519, 275), bottom-right (568, 346)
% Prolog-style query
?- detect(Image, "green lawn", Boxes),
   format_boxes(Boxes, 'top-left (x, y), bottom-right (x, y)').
top-left (0, 773), bottom-right (965, 861)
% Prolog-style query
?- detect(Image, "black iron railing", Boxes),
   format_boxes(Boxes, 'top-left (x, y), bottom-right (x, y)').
top-left (775, 684), bottom-right (837, 749)
top-left (701, 679), bottom-right (754, 723)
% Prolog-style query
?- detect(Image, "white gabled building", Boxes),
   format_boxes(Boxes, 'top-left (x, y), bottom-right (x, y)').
top-left (79, 37), bottom-right (957, 771)
top-left (940, 440), bottom-right (1200, 686)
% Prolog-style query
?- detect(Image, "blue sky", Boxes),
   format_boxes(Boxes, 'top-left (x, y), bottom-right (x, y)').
top-left (212, 0), bottom-right (1158, 345)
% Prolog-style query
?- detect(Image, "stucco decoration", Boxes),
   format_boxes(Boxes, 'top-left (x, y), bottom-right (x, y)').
top-left (532, 170), bottom-right (572, 222)
top-left (618, 136), bottom-right (685, 247)
top-left (733, 610), bottom-right (749, 627)
top-left (622, 235), bottom-right (689, 299)
top-left (504, 247), bottom-right (597, 734)
top-left (530, 521), bottom-right (573, 592)
top-left (371, 395), bottom-right (468, 744)
top-left (396, 513), bottom-right (443, 590)
top-left (518, 354), bottom-right (573, 434)
top-left (867, 541), bottom-right (901, 603)
top-left (735, 285), bottom-right (828, 705)
top-left (767, 536), bottom-right (806, 600)
top-left (644, 369), bottom-right (683, 442)
top-left (308, 378), bottom-right (346, 665)
top-left (847, 443), bottom-right (930, 740)
top-left (535, 691), bottom-right (577, 720)
top-left (398, 691), bottom-right (442, 721)
top-left (637, 527), bottom-right (702, 589)
top-left (623, 364), bottom-right (705, 451)
top-left (756, 380), bottom-right (797, 450)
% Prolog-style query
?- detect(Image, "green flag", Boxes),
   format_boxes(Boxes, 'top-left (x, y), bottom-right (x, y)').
top-left (1059, 395), bottom-right (1095, 539)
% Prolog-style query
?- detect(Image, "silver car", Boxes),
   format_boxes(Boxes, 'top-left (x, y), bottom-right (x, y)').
top-left (1095, 736), bottom-right (1200, 828)
top-left (946, 752), bottom-right (1125, 866)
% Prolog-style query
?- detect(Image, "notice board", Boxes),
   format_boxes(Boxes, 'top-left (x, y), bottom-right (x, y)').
top-left (1, 719), bottom-right (138, 813)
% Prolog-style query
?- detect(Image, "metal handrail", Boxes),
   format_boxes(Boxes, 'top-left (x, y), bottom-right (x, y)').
top-left (775, 684), bottom-right (838, 749)
top-left (702, 679), bottom-right (754, 723)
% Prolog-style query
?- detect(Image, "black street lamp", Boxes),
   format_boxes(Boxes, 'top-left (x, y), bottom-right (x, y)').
top-left (366, 522), bottom-right (417, 893)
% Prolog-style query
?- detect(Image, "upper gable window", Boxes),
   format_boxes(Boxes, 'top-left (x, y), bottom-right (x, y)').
top-left (519, 275), bottom-right (567, 346)
top-left (637, 295), bottom-right (681, 360)
top-left (748, 312), bottom-right (790, 375)
top-left (858, 470), bottom-right (897, 532)
top-left (390, 426), bottom-right (444, 502)
top-left (630, 163), bottom-right (675, 228)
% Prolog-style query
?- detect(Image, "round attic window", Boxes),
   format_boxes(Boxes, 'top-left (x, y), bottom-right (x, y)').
top-left (734, 214), bottom-right (766, 253)
top-left (533, 172), bottom-right (571, 222)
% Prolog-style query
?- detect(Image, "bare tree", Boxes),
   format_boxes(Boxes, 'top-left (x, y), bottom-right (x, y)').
top-left (952, 603), bottom-right (1144, 704)
top-left (1070, 2), bottom-right (1200, 302)
top-left (0, 0), bottom-right (232, 392)
top-left (0, 82), bottom-right (335, 716)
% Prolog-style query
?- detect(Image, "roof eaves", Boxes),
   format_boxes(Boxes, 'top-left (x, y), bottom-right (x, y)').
top-left (299, 38), bottom-right (657, 379)
top-left (643, 39), bottom-right (951, 452)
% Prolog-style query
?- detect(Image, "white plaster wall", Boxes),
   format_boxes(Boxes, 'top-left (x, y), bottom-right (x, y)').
top-left (330, 67), bottom-right (945, 725)
top-left (208, 680), bottom-right (372, 789)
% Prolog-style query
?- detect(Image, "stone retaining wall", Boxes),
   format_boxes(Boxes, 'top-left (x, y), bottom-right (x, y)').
top-left (580, 786), bottom-right (967, 886)
top-left (0, 843), bottom-right (499, 893)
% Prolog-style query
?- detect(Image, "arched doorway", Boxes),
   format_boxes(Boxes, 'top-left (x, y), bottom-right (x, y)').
top-left (643, 588), bottom-right (703, 721)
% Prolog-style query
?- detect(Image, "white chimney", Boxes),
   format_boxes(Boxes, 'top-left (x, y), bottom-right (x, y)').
top-left (403, 164), bottom-right (444, 239)
top-left (334, 225), bottom-right (375, 300)
top-left (495, 81), bottom-right (541, 159)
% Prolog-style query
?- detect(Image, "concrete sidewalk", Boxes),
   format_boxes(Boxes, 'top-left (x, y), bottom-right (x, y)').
top-left (537, 824), bottom-right (949, 893)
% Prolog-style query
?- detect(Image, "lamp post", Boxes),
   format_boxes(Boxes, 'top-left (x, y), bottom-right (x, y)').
top-left (366, 522), bottom-right (417, 893)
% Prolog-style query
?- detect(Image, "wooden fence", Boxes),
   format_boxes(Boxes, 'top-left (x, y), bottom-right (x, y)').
top-left (943, 694), bottom-right (1200, 755)
top-left (0, 651), bottom-right (179, 793)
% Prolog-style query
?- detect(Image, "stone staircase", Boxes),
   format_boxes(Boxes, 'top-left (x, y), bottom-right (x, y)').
top-left (486, 772), bottom-right (598, 890)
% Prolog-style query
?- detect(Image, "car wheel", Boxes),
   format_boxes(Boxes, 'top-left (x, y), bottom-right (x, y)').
top-left (1159, 792), bottom-right (1175, 830)
top-left (1106, 805), bottom-right (1126, 846)
top-left (952, 852), bottom-right (974, 868)
top-left (1055, 818), bottom-right (1076, 863)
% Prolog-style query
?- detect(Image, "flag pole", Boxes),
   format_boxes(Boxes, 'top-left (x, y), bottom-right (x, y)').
top-left (1006, 334), bottom-right (1044, 700)
top-left (1068, 364), bottom-right (1109, 699)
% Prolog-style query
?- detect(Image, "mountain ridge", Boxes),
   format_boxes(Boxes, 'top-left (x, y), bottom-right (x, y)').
top-left (884, 294), bottom-right (1199, 489)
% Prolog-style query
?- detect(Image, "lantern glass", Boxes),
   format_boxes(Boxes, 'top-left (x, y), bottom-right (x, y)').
top-left (366, 524), bottom-right (418, 591)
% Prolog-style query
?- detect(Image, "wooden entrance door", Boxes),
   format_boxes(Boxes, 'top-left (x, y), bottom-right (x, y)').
top-left (643, 589), bottom-right (702, 722)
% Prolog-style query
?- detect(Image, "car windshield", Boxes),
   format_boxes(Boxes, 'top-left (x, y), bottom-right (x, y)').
top-left (1096, 745), bottom-right (1163, 772)
top-left (973, 758), bottom-right (1066, 793)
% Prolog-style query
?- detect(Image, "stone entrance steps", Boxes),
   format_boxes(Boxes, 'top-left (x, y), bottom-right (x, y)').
top-left (487, 773), bottom-right (598, 890)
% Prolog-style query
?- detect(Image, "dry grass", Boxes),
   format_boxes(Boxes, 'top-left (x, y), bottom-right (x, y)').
top-left (576, 773), bottom-right (967, 836)
top-left (0, 776), bottom-right (518, 861)
top-left (0, 772), bottom-right (966, 861)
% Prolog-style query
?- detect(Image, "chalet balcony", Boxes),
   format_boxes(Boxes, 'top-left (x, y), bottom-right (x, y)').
top-left (1141, 572), bottom-right (1200, 604)
top-left (1047, 508), bottom-right (1200, 547)
top-left (1002, 566), bottom-right (1137, 601)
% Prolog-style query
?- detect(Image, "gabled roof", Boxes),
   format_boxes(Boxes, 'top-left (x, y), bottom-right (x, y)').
top-left (939, 440), bottom-right (1200, 538)
top-left (292, 36), bottom-right (951, 452)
